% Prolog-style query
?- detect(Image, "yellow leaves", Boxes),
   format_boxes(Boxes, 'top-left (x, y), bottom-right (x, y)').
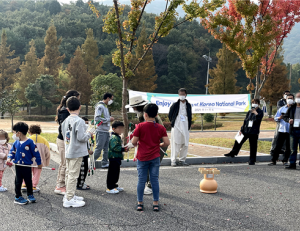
top-left (88, 1), bottom-right (100, 18)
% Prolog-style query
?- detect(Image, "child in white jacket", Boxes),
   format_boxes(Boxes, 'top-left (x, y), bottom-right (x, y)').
top-left (0, 130), bottom-right (12, 192)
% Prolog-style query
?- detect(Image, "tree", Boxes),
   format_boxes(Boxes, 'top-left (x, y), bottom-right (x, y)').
top-left (260, 52), bottom-right (290, 116)
top-left (57, 68), bottom-right (70, 98)
top-left (0, 89), bottom-right (20, 132)
top-left (40, 25), bottom-right (65, 84)
top-left (67, 46), bottom-right (92, 115)
top-left (91, 73), bottom-right (122, 112)
top-left (81, 28), bottom-right (105, 77)
top-left (89, 0), bottom-right (224, 139)
top-left (208, 44), bottom-right (241, 94)
top-left (203, 0), bottom-right (300, 98)
top-left (129, 25), bottom-right (157, 92)
top-left (25, 75), bottom-right (57, 115)
top-left (18, 40), bottom-right (40, 107)
top-left (48, 0), bottom-right (61, 15)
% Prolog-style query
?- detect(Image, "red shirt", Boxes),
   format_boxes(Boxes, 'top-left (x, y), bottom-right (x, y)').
top-left (133, 121), bottom-right (168, 161)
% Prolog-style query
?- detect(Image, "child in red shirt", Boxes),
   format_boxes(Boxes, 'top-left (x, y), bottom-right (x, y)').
top-left (132, 103), bottom-right (170, 212)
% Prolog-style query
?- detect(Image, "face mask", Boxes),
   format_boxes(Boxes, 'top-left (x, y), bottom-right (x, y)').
top-left (12, 133), bottom-right (19, 141)
top-left (287, 99), bottom-right (294, 105)
top-left (284, 95), bottom-right (287, 99)
top-left (295, 98), bottom-right (300, 103)
top-left (252, 104), bottom-right (258, 108)
top-left (179, 96), bottom-right (186, 101)
top-left (85, 124), bottom-right (89, 130)
top-left (0, 140), bottom-right (6, 145)
top-left (108, 100), bottom-right (113, 105)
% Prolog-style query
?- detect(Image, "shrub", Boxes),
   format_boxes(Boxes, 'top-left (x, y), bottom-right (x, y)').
top-left (204, 113), bottom-right (214, 122)
top-left (191, 122), bottom-right (222, 130)
top-left (22, 115), bottom-right (55, 121)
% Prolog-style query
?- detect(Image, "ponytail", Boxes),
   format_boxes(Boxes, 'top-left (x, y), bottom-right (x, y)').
top-left (55, 90), bottom-right (80, 122)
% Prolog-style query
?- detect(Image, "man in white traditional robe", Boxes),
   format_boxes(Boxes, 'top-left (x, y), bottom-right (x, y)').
top-left (168, 88), bottom-right (192, 167)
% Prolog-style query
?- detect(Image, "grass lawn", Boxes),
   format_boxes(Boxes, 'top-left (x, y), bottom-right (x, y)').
top-left (190, 137), bottom-right (272, 154)
top-left (8, 133), bottom-right (58, 144)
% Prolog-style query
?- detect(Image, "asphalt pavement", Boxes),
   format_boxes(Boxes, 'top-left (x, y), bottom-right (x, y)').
top-left (1, 161), bottom-right (299, 231)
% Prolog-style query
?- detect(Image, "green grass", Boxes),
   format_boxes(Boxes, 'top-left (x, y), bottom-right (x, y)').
top-left (190, 137), bottom-right (271, 154)
top-left (8, 133), bottom-right (58, 144)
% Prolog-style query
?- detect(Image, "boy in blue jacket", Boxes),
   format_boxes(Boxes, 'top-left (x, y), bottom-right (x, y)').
top-left (7, 122), bottom-right (42, 205)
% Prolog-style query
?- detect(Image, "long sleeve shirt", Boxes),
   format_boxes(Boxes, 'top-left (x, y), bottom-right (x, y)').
top-left (274, 106), bottom-right (290, 133)
top-left (240, 108), bottom-right (264, 135)
top-left (94, 102), bottom-right (110, 132)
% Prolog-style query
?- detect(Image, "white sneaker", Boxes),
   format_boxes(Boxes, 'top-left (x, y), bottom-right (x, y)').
top-left (33, 187), bottom-right (40, 193)
top-left (171, 162), bottom-right (177, 167)
top-left (144, 186), bottom-right (153, 195)
top-left (102, 163), bottom-right (109, 168)
top-left (106, 188), bottom-right (119, 194)
top-left (116, 187), bottom-right (124, 192)
top-left (63, 196), bottom-right (85, 208)
top-left (63, 195), bottom-right (84, 202)
top-left (0, 185), bottom-right (7, 192)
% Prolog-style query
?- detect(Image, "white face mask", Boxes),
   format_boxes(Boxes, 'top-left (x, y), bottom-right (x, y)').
top-left (252, 104), bottom-right (258, 108)
top-left (295, 98), bottom-right (300, 103)
top-left (108, 100), bottom-right (113, 105)
top-left (284, 95), bottom-right (287, 99)
top-left (12, 133), bottom-right (19, 141)
top-left (179, 96), bottom-right (186, 101)
top-left (85, 124), bottom-right (89, 130)
top-left (0, 140), bottom-right (6, 145)
top-left (287, 99), bottom-right (294, 105)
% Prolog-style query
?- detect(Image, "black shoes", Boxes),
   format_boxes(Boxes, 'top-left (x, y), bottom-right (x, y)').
top-left (268, 162), bottom-right (276, 166)
top-left (249, 162), bottom-right (255, 165)
top-left (285, 164), bottom-right (296, 169)
top-left (224, 153), bottom-right (236, 158)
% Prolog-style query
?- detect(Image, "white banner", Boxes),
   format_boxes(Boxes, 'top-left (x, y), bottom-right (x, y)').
top-left (128, 90), bottom-right (251, 114)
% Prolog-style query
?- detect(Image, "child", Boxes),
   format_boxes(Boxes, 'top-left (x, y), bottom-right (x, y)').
top-left (106, 121), bottom-right (129, 194)
top-left (7, 122), bottom-right (42, 205)
top-left (21, 125), bottom-right (50, 193)
top-left (0, 130), bottom-right (11, 192)
top-left (61, 96), bottom-right (92, 208)
top-left (132, 104), bottom-right (170, 212)
top-left (77, 117), bottom-right (92, 190)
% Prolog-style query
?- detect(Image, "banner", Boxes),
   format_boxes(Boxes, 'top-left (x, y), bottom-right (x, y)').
top-left (128, 90), bottom-right (251, 114)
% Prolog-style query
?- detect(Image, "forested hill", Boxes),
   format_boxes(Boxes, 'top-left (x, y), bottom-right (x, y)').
top-left (282, 22), bottom-right (300, 64)
top-left (0, 0), bottom-right (249, 94)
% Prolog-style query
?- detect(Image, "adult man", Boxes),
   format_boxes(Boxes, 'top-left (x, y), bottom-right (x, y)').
top-left (94, 93), bottom-right (114, 168)
top-left (168, 88), bottom-right (192, 167)
top-left (270, 90), bottom-right (291, 157)
top-left (283, 92), bottom-right (300, 169)
top-left (268, 94), bottom-right (294, 166)
top-left (224, 99), bottom-right (263, 165)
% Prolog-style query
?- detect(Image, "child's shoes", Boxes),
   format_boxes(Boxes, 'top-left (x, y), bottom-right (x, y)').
top-left (63, 196), bottom-right (85, 208)
top-left (54, 186), bottom-right (66, 195)
top-left (33, 187), bottom-right (40, 193)
top-left (0, 185), bottom-right (7, 192)
top-left (21, 184), bottom-right (27, 191)
top-left (63, 195), bottom-right (84, 202)
top-left (116, 187), bottom-right (124, 192)
top-left (27, 195), bottom-right (36, 203)
top-left (106, 188), bottom-right (119, 194)
top-left (14, 196), bottom-right (29, 205)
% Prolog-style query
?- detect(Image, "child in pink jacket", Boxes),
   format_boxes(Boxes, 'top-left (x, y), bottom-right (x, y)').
top-left (0, 130), bottom-right (11, 192)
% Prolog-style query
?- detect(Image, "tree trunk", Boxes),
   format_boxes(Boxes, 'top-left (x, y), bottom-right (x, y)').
top-left (46, 107), bottom-right (48, 115)
top-left (1, 112), bottom-right (4, 120)
top-left (122, 78), bottom-right (129, 144)
top-left (269, 105), bottom-right (272, 118)
top-left (27, 103), bottom-right (29, 113)
top-left (29, 103), bottom-right (31, 116)
top-left (86, 103), bottom-right (88, 116)
top-left (11, 115), bottom-right (13, 133)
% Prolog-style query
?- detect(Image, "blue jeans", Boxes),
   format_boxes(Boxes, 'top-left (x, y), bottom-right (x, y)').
top-left (289, 130), bottom-right (300, 164)
top-left (137, 157), bottom-right (160, 202)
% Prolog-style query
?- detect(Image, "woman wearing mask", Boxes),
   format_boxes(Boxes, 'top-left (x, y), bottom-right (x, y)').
top-left (126, 96), bottom-right (168, 195)
top-left (54, 90), bottom-right (80, 195)
top-left (224, 99), bottom-right (264, 165)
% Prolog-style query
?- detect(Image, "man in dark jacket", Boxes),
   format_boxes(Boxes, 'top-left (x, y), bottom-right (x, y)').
top-left (277, 90), bottom-right (290, 110)
top-left (283, 92), bottom-right (300, 169)
top-left (224, 99), bottom-right (264, 165)
top-left (168, 88), bottom-right (192, 167)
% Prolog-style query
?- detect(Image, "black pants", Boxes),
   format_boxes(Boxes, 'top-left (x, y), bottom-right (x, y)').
top-left (77, 156), bottom-right (88, 188)
top-left (15, 165), bottom-right (33, 198)
top-left (230, 134), bottom-right (258, 162)
top-left (272, 132), bottom-right (290, 163)
top-left (146, 145), bottom-right (167, 188)
top-left (106, 158), bottom-right (121, 190)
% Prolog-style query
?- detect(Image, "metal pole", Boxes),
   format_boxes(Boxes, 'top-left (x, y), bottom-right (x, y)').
top-left (201, 114), bottom-right (203, 131)
top-left (205, 51), bottom-right (210, 95)
top-left (214, 113), bottom-right (217, 130)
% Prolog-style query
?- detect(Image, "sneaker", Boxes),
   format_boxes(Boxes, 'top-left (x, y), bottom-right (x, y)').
top-left (63, 196), bottom-right (85, 208)
top-left (33, 187), bottom-right (40, 193)
top-left (144, 186), bottom-right (153, 195)
top-left (116, 187), bottom-right (124, 192)
top-left (171, 162), bottom-right (177, 167)
top-left (0, 185), bottom-right (7, 192)
top-left (102, 163), bottom-right (109, 168)
top-left (268, 162), bottom-right (276, 166)
top-left (54, 186), bottom-right (66, 195)
top-left (285, 164), bottom-right (296, 169)
top-left (106, 188), bottom-right (119, 194)
top-left (27, 195), bottom-right (36, 203)
top-left (178, 161), bottom-right (189, 166)
top-left (21, 184), bottom-right (27, 191)
top-left (14, 196), bottom-right (29, 205)
top-left (63, 195), bottom-right (84, 202)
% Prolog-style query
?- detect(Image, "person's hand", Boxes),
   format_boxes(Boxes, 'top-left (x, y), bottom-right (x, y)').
top-left (251, 109), bottom-right (258, 115)
top-left (110, 117), bottom-right (114, 122)
top-left (133, 157), bottom-right (137, 162)
top-left (6, 159), bottom-right (12, 167)
top-left (88, 150), bottom-right (93, 155)
top-left (38, 164), bottom-right (43, 169)
top-left (278, 115), bottom-right (283, 120)
top-left (124, 147), bottom-right (129, 152)
top-left (239, 131), bottom-right (242, 136)
top-left (289, 119), bottom-right (294, 124)
top-left (160, 142), bottom-right (164, 147)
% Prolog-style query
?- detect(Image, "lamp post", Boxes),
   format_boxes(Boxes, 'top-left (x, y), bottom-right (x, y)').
top-left (203, 51), bottom-right (212, 95)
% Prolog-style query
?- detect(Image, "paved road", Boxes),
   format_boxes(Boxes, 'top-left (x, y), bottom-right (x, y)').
top-left (1, 160), bottom-right (299, 231)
